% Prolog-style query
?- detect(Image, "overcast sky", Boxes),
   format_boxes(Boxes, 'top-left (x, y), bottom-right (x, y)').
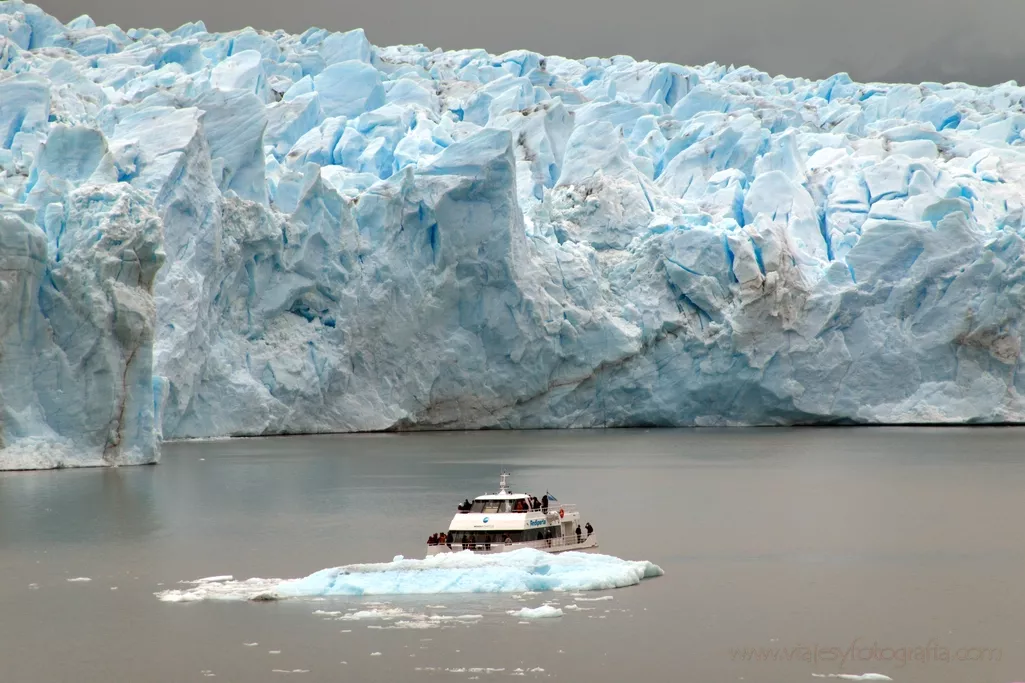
top-left (38, 0), bottom-right (1025, 86)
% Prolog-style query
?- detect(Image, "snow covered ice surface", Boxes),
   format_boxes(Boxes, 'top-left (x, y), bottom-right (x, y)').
top-left (6, 3), bottom-right (1025, 467)
top-left (155, 548), bottom-right (663, 602)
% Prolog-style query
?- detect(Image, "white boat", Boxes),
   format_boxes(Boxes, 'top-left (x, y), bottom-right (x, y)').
top-left (426, 472), bottom-right (598, 555)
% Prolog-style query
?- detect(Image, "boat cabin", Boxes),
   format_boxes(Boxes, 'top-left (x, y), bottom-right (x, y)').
top-left (462, 496), bottom-right (543, 514)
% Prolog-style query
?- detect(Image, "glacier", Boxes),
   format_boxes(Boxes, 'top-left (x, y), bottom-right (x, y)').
top-left (4, 3), bottom-right (1025, 468)
top-left (155, 548), bottom-right (664, 601)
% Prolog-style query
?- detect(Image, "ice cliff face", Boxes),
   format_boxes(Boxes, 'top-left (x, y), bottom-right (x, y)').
top-left (4, 2), bottom-right (1025, 468)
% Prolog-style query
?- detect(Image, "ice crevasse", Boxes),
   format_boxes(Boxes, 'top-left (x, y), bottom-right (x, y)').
top-left (3, 2), bottom-right (1025, 469)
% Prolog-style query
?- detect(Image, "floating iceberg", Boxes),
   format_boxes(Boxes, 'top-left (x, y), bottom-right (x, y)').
top-left (5, 3), bottom-right (1025, 468)
top-left (508, 605), bottom-right (564, 619)
top-left (154, 549), bottom-right (664, 602)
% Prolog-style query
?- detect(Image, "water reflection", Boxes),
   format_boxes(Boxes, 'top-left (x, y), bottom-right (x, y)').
top-left (0, 466), bottom-right (160, 547)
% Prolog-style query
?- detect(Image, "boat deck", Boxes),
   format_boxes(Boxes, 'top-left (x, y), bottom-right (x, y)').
top-left (426, 533), bottom-right (598, 555)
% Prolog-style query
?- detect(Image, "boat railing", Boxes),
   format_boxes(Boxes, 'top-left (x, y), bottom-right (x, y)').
top-left (457, 503), bottom-right (578, 516)
top-left (510, 532), bottom-right (595, 551)
top-left (435, 532), bottom-right (596, 552)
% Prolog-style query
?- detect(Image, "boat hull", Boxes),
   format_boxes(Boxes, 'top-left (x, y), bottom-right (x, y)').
top-left (425, 536), bottom-right (599, 557)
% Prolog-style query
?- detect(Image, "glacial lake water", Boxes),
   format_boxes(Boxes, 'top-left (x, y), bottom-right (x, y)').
top-left (1, 428), bottom-right (1024, 682)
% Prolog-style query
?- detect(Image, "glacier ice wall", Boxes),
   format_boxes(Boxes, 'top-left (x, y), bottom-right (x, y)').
top-left (4, 2), bottom-right (1025, 467)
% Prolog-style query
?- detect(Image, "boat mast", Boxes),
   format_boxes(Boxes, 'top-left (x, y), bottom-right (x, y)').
top-left (498, 471), bottom-right (510, 495)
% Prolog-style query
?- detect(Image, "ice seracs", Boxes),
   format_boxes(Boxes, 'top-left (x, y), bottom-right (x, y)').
top-left (0, 185), bottom-right (164, 469)
top-left (5, 2), bottom-right (1025, 468)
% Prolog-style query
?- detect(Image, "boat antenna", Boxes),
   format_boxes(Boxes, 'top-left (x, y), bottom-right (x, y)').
top-left (499, 470), bottom-right (510, 495)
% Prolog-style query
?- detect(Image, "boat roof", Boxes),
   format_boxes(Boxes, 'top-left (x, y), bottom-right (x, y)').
top-left (473, 493), bottom-right (534, 501)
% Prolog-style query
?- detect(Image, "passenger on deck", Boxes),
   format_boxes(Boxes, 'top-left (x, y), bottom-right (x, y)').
top-left (484, 534), bottom-right (492, 550)
top-left (427, 533), bottom-right (436, 546)
top-left (459, 499), bottom-right (471, 512)
top-left (531, 496), bottom-right (541, 510)
top-left (469, 533), bottom-right (477, 550)
top-left (513, 499), bottom-right (526, 512)
top-left (445, 533), bottom-right (453, 549)
top-left (461, 533), bottom-right (469, 550)
top-left (439, 532), bottom-right (447, 547)
top-left (504, 535), bottom-right (513, 545)
top-left (575, 524), bottom-right (582, 544)
top-left (541, 495), bottom-right (548, 513)
top-left (544, 528), bottom-right (553, 547)
top-left (585, 522), bottom-right (593, 538)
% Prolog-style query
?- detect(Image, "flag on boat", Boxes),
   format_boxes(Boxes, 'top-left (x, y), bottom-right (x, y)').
top-left (546, 493), bottom-right (557, 501)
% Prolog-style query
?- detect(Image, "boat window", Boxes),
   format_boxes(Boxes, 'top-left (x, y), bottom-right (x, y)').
top-left (469, 500), bottom-right (486, 513)
top-left (481, 499), bottom-right (503, 513)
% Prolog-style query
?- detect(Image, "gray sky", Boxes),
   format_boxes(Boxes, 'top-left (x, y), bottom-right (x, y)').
top-left (38, 0), bottom-right (1025, 86)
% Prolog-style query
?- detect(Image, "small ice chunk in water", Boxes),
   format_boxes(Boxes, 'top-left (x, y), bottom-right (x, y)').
top-left (67, 577), bottom-right (91, 582)
top-left (197, 575), bottom-right (234, 583)
top-left (244, 643), bottom-right (258, 647)
top-left (370, 652), bottom-right (382, 656)
top-left (508, 605), bottom-right (563, 619)
top-left (269, 650), bottom-right (281, 654)
top-left (342, 608), bottom-right (409, 620)
top-left (812, 676), bottom-right (893, 681)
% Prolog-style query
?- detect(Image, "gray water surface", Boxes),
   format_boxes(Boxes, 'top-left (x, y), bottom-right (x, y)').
top-left (1, 428), bottom-right (1023, 682)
